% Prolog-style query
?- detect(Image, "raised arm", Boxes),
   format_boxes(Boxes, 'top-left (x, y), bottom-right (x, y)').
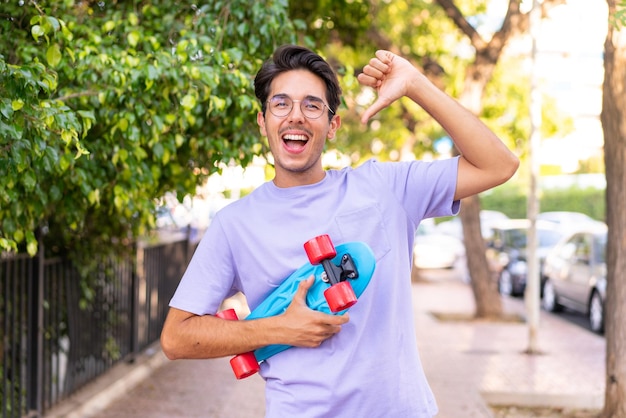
top-left (357, 50), bottom-right (519, 200)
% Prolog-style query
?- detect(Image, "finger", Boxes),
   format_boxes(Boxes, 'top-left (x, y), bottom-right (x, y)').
top-left (366, 53), bottom-right (392, 75)
top-left (357, 72), bottom-right (380, 89)
top-left (375, 49), bottom-right (395, 65)
top-left (361, 63), bottom-right (386, 81)
top-left (320, 311), bottom-right (350, 326)
top-left (293, 275), bottom-right (314, 304)
top-left (333, 312), bottom-right (350, 325)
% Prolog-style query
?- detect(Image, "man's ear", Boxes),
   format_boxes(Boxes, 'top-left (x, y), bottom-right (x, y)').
top-left (257, 112), bottom-right (267, 136)
top-left (327, 115), bottom-right (341, 139)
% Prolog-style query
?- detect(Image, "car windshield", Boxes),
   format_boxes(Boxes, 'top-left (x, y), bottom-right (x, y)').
top-left (538, 229), bottom-right (563, 248)
top-left (501, 228), bottom-right (527, 248)
top-left (499, 227), bottom-right (562, 249)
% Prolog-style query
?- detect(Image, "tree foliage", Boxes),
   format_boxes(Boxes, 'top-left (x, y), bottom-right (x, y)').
top-left (0, 0), bottom-right (299, 256)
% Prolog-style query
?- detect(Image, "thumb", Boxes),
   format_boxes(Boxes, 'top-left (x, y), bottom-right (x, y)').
top-left (293, 275), bottom-right (314, 305)
top-left (360, 97), bottom-right (392, 124)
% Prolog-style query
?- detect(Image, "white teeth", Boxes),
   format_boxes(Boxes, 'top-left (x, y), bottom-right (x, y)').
top-left (283, 134), bottom-right (307, 141)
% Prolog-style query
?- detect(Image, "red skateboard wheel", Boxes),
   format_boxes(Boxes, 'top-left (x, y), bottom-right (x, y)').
top-left (216, 309), bottom-right (261, 379)
top-left (324, 281), bottom-right (357, 313)
top-left (231, 352), bottom-right (261, 379)
top-left (304, 234), bottom-right (337, 265)
top-left (216, 308), bottom-right (238, 321)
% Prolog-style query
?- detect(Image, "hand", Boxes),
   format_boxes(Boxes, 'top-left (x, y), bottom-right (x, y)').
top-left (357, 50), bottom-right (420, 124)
top-left (280, 276), bottom-right (349, 348)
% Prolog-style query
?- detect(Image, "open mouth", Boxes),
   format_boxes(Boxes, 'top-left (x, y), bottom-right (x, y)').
top-left (282, 133), bottom-right (309, 151)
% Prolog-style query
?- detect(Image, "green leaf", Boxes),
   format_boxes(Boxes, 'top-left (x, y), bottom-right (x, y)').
top-left (0, 100), bottom-right (14, 119)
top-left (118, 118), bottom-right (129, 132)
top-left (46, 44), bottom-right (62, 67)
top-left (181, 94), bottom-right (197, 110)
top-left (153, 142), bottom-right (164, 160)
top-left (61, 129), bottom-right (75, 144)
top-left (22, 171), bottom-right (37, 191)
top-left (31, 25), bottom-right (45, 41)
top-left (14, 229), bottom-right (24, 243)
top-left (128, 13), bottom-right (139, 26)
top-left (103, 20), bottom-right (116, 32)
top-left (11, 100), bottom-right (24, 111)
top-left (49, 185), bottom-right (62, 202)
top-left (128, 31), bottom-right (141, 47)
top-left (25, 231), bottom-right (37, 256)
top-left (88, 189), bottom-right (100, 206)
top-left (0, 238), bottom-right (18, 253)
top-left (45, 16), bottom-right (61, 32)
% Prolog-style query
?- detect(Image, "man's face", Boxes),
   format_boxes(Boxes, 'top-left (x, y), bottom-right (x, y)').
top-left (257, 69), bottom-right (340, 188)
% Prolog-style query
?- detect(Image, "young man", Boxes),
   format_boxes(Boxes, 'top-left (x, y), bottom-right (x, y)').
top-left (161, 45), bottom-right (519, 417)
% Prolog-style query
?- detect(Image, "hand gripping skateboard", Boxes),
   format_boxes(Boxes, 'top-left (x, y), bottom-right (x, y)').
top-left (217, 234), bottom-right (376, 379)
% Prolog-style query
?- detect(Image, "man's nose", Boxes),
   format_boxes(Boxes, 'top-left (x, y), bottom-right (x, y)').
top-left (287, 102), bottom-right (306, 122)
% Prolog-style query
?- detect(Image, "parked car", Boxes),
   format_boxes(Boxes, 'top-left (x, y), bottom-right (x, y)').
top-left (486, 219), bottom-right (565, 297)
top-left (436, 210), bottom-right (509, 241)
top-left (537, 211), bottom-right (602, 227)
top-left (413, 219), bottom-right (465, 269)
top-left (541, 223), bottom-right (608, 334)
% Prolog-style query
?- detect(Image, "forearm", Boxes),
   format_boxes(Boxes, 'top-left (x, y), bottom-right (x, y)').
top-left (161, 297), bottom-right (348, 360)
top-left (160, 308), bottom-right (282, 360)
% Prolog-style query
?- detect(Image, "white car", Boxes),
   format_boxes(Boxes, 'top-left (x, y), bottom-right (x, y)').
top-left (537, 211), bottom-right (602, 228)
top-left (436, 210), bottom-right (509, 241)
top-left (413, 220), bottom-right (465, 269)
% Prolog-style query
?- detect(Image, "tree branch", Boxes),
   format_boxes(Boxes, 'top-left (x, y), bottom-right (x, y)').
top-left (435, 0), bottom-right (487, 49)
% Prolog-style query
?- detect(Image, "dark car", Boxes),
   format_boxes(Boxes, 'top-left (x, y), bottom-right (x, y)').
top-left (541, 223), bottom-right (608, 334)
top-left (486, 219), bottom-right (565, 297)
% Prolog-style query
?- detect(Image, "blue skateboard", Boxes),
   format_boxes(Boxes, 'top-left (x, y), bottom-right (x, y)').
top-left (217, 234), bottom-right (376, 379)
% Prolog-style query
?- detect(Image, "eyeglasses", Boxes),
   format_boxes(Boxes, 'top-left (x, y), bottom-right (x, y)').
top-left (267, 95), bottom-right (334, 120)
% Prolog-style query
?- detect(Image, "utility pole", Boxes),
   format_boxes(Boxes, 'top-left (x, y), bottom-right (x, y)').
top-left (525, 0), bottom-right (542, 354)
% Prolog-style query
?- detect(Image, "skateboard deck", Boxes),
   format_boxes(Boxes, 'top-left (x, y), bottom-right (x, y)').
top-left (219, 237), bottom-right (376, 379)
top-left (250, 240), bottom-right (376, 362)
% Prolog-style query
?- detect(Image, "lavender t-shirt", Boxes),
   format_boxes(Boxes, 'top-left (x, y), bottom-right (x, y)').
top-left (170, 157), bottom-right (460, 418)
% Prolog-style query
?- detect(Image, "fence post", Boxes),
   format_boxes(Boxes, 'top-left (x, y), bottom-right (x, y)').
top-left (27, 233), bottom-right (45, 415)
top-left (135, 242), bottom-right (147, 354)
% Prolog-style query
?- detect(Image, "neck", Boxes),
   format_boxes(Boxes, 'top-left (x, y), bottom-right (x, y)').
top-left (272, 170), bottom-right (326, 188)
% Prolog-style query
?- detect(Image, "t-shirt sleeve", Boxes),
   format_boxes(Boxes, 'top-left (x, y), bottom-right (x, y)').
top-left (369, 157), bottom-right (460, 223)
top-left (168, 217), bottom-right (238, 315)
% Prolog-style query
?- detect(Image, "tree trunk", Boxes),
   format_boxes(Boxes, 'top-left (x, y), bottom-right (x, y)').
top-left (460, 195), bottom-right (503, 317)
top-left (601, 1), bottom-right (626, 416)
top-left (458, 57), bottom-right (505, 319)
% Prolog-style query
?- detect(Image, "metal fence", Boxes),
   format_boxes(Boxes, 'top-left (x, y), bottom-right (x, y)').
top-left (0, 234), bottom-right (194, 418)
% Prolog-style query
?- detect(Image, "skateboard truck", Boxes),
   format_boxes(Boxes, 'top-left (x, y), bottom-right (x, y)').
top-left (304, 234), bottom-right (358, 313)
top-left (319, 254), bottom-right (359, 284)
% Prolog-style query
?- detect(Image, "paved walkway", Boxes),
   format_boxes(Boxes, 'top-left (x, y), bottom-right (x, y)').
top-left (46, 271), bottom-right (605, 418)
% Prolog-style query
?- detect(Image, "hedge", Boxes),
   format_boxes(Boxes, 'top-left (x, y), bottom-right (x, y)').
top-left (479, 183), bottom-right (606, 222)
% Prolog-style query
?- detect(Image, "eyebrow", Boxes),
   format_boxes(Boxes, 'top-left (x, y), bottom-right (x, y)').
top-left (271, 93), bottom-right (325, 102)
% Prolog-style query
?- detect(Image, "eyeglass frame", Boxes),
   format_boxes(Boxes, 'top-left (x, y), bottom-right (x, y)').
top-left (265, 94), bottom-right (335, 120)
